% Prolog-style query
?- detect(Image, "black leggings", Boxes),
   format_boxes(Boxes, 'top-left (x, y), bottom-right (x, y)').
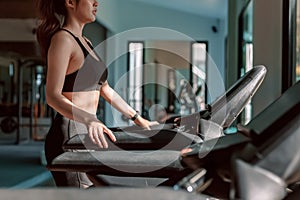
top-left (45, 113), bottom-right (93, 188)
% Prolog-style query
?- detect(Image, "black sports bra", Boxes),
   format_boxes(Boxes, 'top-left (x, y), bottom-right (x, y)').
top-left (60, 29), bottom-right (108, 92)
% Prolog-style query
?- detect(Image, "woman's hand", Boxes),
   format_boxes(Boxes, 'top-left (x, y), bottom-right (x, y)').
top-left (133, 115), bottom-right (159, 130)
top-left (87, 120), bottom-right (116, 148)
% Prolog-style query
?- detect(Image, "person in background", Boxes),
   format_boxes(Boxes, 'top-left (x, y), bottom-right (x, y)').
top-left (36, 0), bottom-right (157, 188)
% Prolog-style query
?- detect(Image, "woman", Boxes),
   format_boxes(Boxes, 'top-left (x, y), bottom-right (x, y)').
top-left (36, 0), bottom-right (157, 187)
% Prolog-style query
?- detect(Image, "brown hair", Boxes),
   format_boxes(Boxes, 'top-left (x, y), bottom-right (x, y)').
top-left (36, 0), bottom-right (69, 60)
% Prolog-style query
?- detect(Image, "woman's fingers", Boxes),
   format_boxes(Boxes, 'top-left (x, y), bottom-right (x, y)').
top-left (88, 123), bottom-right (116, 148)
top-left (103, 126), bottom-right (117, 142)
top-left (143, 120), bottom-right (159, 130)
top-left (97, 129), bottom-right (108, 149)
top-left (88, 127), bottom-right (96, 143)
top-left (150, 121), bottom-right (159, 126)
top-left (88, 126), bottom-right (105, 148)
top-left (88, 127), bottom-right (103, 148)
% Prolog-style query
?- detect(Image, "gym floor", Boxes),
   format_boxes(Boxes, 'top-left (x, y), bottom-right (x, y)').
top-left (0, 138), bottom-right (55, 188)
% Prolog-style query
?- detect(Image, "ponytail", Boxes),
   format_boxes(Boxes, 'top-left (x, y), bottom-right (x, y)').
top-left (36, 0), bottom-right (67, 61)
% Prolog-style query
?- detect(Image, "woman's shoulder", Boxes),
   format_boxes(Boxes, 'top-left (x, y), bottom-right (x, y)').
top-left (51, 29), bottom-right (74, 46)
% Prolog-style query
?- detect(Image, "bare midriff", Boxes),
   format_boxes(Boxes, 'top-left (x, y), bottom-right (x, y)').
top-left (62, 90), bottom-right (100, 115)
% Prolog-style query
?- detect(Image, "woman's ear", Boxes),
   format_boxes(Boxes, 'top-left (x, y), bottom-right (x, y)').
top-left (65, 0), bottom-right (75, 9)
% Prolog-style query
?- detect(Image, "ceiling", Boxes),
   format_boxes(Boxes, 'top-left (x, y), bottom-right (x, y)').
top-left (0, 0), bottom-right (227, 20)
top-left (128, 0), bottom-right (228, 19)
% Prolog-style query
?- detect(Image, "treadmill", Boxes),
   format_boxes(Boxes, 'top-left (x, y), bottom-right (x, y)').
top-left (48, 80), bottom-right (300, 194)
top-left (62, 65), bottom-right (267, 151)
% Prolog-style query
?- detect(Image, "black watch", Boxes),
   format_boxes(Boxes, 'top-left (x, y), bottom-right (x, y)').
top-left (131, 111), bottom-right (139, 121)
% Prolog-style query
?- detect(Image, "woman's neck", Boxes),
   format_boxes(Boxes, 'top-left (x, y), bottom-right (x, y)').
top-left (63, 20), bottom-right (85, 37)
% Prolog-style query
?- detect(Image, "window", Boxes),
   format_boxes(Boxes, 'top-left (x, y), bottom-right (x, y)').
top-left (128, 41), bottom-right (208, 121)
top-left (238, 0), bottom-right (253, 125)
top-left (296, 1), bottom-right (300, 81)
top-left (282, 0), bottom-right (297, 91)
top-left (191, 42), bottom-right (207, 111)
top-left (128, 42), bottom-right (144, 113)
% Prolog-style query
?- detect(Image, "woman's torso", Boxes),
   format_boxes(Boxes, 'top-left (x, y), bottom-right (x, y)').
top-left (59, 28), bottom-right (107, 114)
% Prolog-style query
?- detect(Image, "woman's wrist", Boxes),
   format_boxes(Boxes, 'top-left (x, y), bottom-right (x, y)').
top-left (130, 111), bottom-right (140, 121)
top-left (82, 113), bottom-right (98, 126)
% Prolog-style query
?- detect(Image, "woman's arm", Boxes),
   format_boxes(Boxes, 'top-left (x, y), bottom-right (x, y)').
top-left (46, 32), bottom-right (115, 148)
top-left (100, 81), bottom-right (158, 129)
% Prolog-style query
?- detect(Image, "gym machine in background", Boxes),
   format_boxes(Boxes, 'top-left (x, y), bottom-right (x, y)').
top-left (0, 53), bottom-right (53, 144)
